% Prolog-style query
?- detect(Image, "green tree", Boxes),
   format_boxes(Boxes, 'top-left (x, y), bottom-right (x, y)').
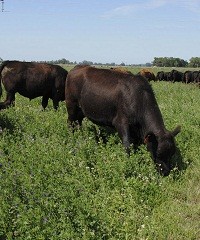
top-left (80, 60), bottom-right (93, 65)
top-left (152, 57), bottom-right (188, 67)
top-left (189, 57), bottom-right (200, 67)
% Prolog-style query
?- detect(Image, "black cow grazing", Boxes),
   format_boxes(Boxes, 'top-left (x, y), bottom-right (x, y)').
top-left (156, 71), bottom-right (165, 81)
top-left (65, 65), bottom-right (181, 176)
top-left (0, 61), bottom-right (68, 110)
top-left (182, 71), bottom-right (193, 84)
top-left (170, 69), bottom-right (183, 83)
top-left (192, 71), bottom-right (200, 84)
top-left (156, 71), bottom-right (170, 81)
top-left (164, 72), bottom-right (171, 81)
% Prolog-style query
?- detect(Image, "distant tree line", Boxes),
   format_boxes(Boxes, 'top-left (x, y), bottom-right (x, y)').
top-left (188, 57), bottom-right (200, 67)
top-left (37, 60), bottom-right (152, 67)
top-left (1, 57), bottom-right (200, 67)
top-left (153, 57), bottom-right (200, 68)
top-left (36, 58), bottom-right (77, 65)
top-left (0, 58), bottom-right (127, 66)
top-left (152, 57), bottom-right (188, 67)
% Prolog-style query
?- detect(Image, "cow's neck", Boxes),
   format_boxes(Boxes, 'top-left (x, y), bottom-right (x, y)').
top-left (143, 108), bottom-right (166, 137)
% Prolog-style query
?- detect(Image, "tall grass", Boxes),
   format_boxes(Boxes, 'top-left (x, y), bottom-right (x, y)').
top-left (0, 79), bottom-right (199, 239)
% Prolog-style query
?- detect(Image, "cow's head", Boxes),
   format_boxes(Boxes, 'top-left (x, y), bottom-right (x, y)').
top-left (144, 126), bottom-right (181, 176)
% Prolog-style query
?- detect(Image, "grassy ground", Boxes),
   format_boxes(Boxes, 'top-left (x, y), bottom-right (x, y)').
top-left (0, 73), bottom-right (199, 239)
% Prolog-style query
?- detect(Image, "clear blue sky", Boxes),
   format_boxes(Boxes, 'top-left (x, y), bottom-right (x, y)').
top-left (0, 0), bottom-right (200, 64)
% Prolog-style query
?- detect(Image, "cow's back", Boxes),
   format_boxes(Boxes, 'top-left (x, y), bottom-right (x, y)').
top-left (66, 66), bottom-right (156, 125)
top-left (0, 61), bottom-right (68, 109)
top-left (66, 65), bottom-right (138, 101)
top-left (1, 61), bottom-right (67, 98)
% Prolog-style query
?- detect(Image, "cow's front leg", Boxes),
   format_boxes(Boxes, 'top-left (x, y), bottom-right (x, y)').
top-left (113, 117), bottom-right (131, 155)
top-left (42, 96), bottom-right (49, 110)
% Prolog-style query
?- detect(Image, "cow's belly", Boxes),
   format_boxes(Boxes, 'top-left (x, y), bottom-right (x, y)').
top-left (79, 93), bottom-right (116, 126)
top-left (18, 81), bottom-right (52, 99)
top-left (18, 88), bottom-right (44, 99)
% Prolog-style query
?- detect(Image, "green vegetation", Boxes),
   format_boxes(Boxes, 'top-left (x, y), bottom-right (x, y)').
top-left (152, 57), bottom-right (188, 67)
top-left (0, 73), bottom-right (199, 239)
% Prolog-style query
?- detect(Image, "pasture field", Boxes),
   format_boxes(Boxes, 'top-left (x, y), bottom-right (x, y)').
top-left (60, 64), bottom-right (200, 75)
top-left (0, 68), bottom-right (200, 239)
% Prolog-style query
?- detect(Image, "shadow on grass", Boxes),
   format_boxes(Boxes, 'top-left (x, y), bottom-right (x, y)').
top-left (170, 145), bottom-right (190, 180)
top-left (0, 115), bottom-right (15, 134)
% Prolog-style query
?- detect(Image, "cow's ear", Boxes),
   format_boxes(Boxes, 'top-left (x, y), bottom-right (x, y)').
top-left (144, 135), bottom-right (150, 144)
top-left (144, 134), bottom-right (154, 144)
top-left (172, 125), bottom-right (181, 137)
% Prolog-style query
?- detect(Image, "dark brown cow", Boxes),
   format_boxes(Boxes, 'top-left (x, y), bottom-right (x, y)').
top-left (0, 60), bottom-right (68, 110)
top-left (65, 65), bottom-right (181, 176)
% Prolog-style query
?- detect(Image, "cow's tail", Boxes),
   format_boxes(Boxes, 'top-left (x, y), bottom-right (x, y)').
top-left (0, 61), bottom-right (8, 97)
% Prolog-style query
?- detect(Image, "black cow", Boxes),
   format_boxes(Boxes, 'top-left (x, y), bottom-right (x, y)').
top-left (65, 65), bottom-right (181, 176)
top-left (0, 61), bottom-right (68, 110)
top-left (156, 71), bottom-right (171, 81)
top-left (193, 71), bottom-right (200, 84)
top-left (170, 70), bottom-right (183, 83)
top-left (164, 72), bottom-right (171, 81)
top-left (182, 71), bottom-right (193, 84)
top-left (156, 71), bottom-right (165, 81)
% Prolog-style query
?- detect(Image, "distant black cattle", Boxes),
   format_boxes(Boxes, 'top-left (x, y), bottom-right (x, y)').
top-left (156, 69), bottom-right (200, 85)
top-left (169, 70), bottom-right (183, 82)
top-left (156, 71), bottom-right (171, 81)
top-left (0, 61), bottom-right (68, 110)
top-left (65, 65), bottom-right (181, 176)
top-left (164, 72), bottom-right (171, 81)
top-left (192, 71), bottom-right (200, 84)
top-left (182, 71), bottom-right (193, 84)
top-left (156, 71), bottom-right (165, 81)
top-left (182, 70), bottom-right (200, 85)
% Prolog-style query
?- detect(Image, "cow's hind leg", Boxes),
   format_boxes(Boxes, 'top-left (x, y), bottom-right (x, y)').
top-left (66, 100), bottom-right (84, 128)
top-left (0, 92), bottom-right (15, 110)
top-left (113, 117), bottom-right (131, 155)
